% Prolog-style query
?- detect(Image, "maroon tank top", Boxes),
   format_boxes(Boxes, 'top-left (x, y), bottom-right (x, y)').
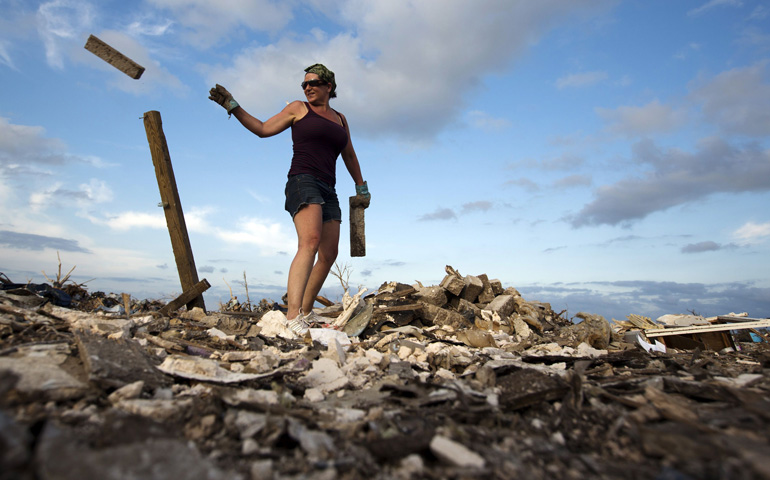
top-left (288, 102), bottom-right (348, 186)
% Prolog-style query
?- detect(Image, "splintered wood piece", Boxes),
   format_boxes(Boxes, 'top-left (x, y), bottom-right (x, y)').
top-left (160, 279), bottom-right (211, 316)
top-left (84, 34), bottom-right (145, 79)
top-left (349, 195), bottom-right (370, 257)
top-left (646, 320), bottom-right (770, 337)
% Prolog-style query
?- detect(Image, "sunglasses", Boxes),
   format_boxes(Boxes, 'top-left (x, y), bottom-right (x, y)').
top-left (301, 79), bottom-right (328, 89)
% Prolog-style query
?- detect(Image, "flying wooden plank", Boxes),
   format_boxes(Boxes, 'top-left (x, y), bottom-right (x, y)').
top-left (84, 34), bottom-right (145, 79)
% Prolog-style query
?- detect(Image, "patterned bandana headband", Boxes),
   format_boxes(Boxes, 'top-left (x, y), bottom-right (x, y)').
top-left (304, 63), bottom-right (337, 98)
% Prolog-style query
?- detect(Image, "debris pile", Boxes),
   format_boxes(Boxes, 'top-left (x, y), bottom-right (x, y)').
top-left (1, 266), bottom-right (769, 480)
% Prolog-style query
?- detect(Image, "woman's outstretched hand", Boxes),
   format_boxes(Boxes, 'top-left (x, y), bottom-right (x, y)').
top-left (208, 84), bottom-right (239, 114)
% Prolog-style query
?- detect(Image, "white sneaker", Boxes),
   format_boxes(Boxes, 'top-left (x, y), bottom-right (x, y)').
top-left (286, 311), bottom-right (310, 336)
top-left (304, 311), bottom-right (326, 327)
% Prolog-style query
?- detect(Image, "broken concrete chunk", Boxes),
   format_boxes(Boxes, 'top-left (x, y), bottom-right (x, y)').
top-left (219, 387), bottom-right (285, 408)
top-left (413, 285), bottom-right (448, 307)
top-left (55, 306), bottom-right (135, 338)
top-left (310, 327), bottom-right (352, 348)
top-left (35, 422), bottom-right (239, 480)
top-left (288, 418), bottom-right (336, 459)
top-left (461, 275), bottom-right (484, 302)
top-left (300, 357), bottom-right (349, 394)
top-left (440, 273), bottom-right (464, 296)
top-left (489, 278), bottom-right (504, 295)
top-left (457, 329), bottom-right (497, 348)
top-left (484, 294), bottom-right (517, 317)
top-left (107, 380), bottom-right (145, 403)
top-left (157, 355), bottom-right (269, 383)
top-left (559, 312), bottom-right (612, 349)
top-left (448, 296), bottom-right (481, 317)
top-left (115, 398), bottom-right (193, 422)
top-left (421, 304), bottom-right (471, 330)
top-left (256, 310), bottom-right (296, 339)
top-left (75, 329), bottom-right (172, 390)
top-left (0, 409), bottom-right (32, 476)
top-left (496, 368), bottom-right (570, 410)
top-left (430, 435), bottom-right (485, 468)
top-left (0, 357), bottom-right (89, 401)
top-left (477, 274), bottom-right (496, 303)
top-left (512, 315), bottom-right (533, 339)
top-left (234, 410), bottom-right (268, 439)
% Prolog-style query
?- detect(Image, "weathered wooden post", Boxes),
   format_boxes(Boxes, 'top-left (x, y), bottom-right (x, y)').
top-left (143, 110), bottom-right (207, 312)
top-left (349, 195), bottom-right (370, 257)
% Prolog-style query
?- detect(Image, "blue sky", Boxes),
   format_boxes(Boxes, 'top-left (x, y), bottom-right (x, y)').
top-left (1, 0), bottom-right (769, 321)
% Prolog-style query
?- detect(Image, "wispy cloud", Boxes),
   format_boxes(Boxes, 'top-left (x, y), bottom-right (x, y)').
top-left (418, 208), bottom-right (457, 222)
top-left (553, 174), bottom-right (591, 189)
top-left (596, 100), bottom-right (688, 137)
top-left (681, 241), bottom-right (735, 253)
top-left (555, 71), bottom-right (607, 89)
top-left (0, 40), bottom-right (16, 70)
top-left (36, 0), bottom-right (94, 69)
top-left (467, 110), bottom-right (511, 130)
top-left (688, 0), bottom-right (743, 17)
top-left (461, 201), bottom-right (493, 214)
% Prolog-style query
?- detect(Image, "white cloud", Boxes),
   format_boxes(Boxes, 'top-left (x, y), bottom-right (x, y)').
top-left (596, 100), bottom-right (688, 137)
top-left (126, 18), bottom-right (174, 37)
top-left (95, 206), bottom-right (291, 256)
top-left (205, 0), bottom-right (614, 141)
top-left (184, 206), bottom-right (216, 233)
top-left (36, 0), bottom-right (94, 69)
top-left (103, 211), bottom-right (167, 230)
top-left (79, 179), bottom-right (113, 205)
top-left (733, 221), bottom-right (770, 244)
top-left (215, 217), bottom-right (294, 255)
top-left (146, 0), bottom-right (293, 47)
top-left (555, 71), bottom-right (608, 89)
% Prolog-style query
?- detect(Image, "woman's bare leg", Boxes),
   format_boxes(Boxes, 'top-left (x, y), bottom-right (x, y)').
top-left (301, 220), bottom-right (340, 313)
top-left (286, 204), bottom-right (322, 320)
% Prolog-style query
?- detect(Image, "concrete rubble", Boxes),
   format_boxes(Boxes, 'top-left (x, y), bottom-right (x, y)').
top-left (1, 265), bottom-right (769, 479)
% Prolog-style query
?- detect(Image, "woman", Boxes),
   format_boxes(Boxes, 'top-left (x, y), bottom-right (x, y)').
top-left (209, 63), bottom-right (369, 335)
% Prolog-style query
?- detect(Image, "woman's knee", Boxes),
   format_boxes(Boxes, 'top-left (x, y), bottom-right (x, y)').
top-left (297, 235), bottom-right (321, 253)
top-left (318, 244), bottom-right (338, 264)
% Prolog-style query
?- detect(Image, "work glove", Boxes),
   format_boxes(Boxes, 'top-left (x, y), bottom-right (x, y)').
top-left (208, 84), bottom-right (240, 114)
top-left (355, 181), bottom-right (371, 201)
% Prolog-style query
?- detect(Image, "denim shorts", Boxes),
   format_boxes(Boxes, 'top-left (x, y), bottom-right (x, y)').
top-left (284, 174), bottom-right (342, 222)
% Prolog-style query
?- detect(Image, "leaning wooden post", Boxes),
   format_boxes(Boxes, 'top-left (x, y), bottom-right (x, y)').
top-left (143, 110), bottom-right (206, 312)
